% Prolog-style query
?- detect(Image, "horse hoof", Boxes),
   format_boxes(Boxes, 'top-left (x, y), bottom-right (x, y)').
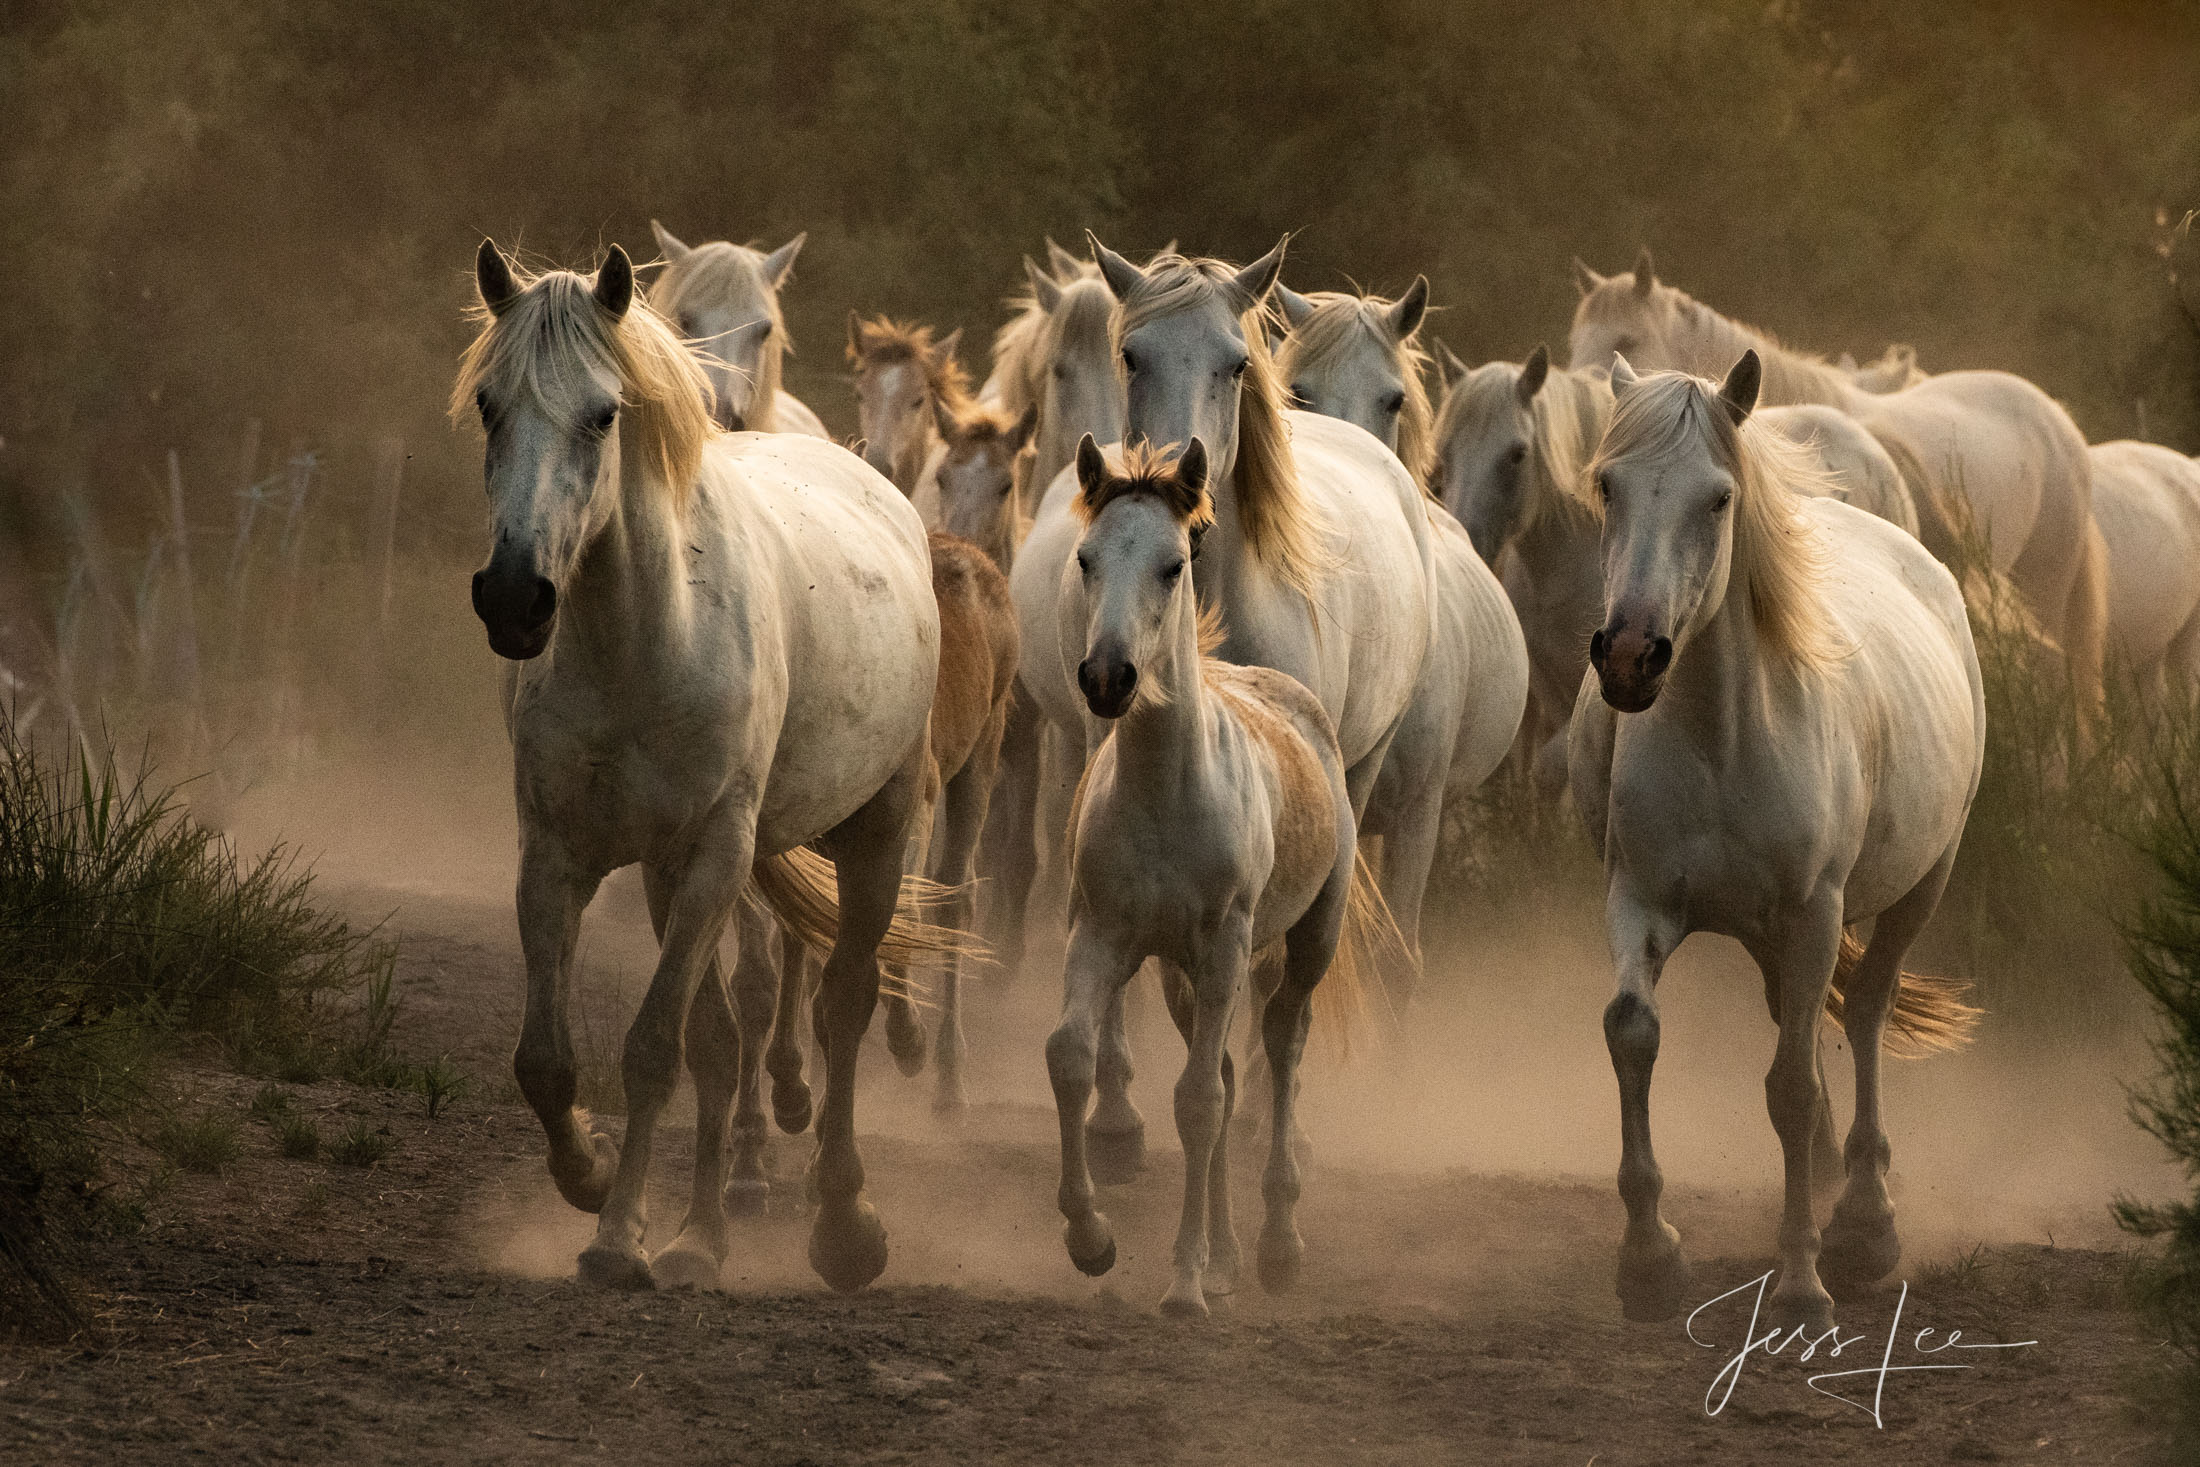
top-left (1768, 1279), bottom-right (1838, 1335)
top-left (724, 1178), bottom-right (770, 1219)
top-left (650, 1237), bottom-right (723, 1291)
top-left (1257, 1228), bottom-right (1304, 1294)
top-left (1085, 1123), bottom-right (1146, 1185)
top-left (809, 1200), bottom-right (889, 1293)
top-left (1069, 1235), bottom-right (1116, 1278)
top-left (550, 1132), bottom-right (620, 1214)
top-left (1158, 1286), bottom-right (1210, 1320)
top-left (1820, 1217), bottom-right (1902, 1294)
top-left (884, 1007), bottom-right (929, 1078)
top-left (1064, 1214), bottom-right (1116, 1277)
top-left (577, 1242), bottom-right (654, 1291)
top-left (772, 1079), bottom-right (813, 1135)
top-left (932, 1080), bottom-right (969, 1118)
top-left (1615, 1225), bottom-right (1690, 1323)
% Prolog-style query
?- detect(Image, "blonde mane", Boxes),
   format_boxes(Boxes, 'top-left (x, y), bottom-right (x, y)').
top-left (850, 315), bottom-right (976, 419)
top-left (450, 262), bottom-right (715, 503)
top-left (1431, 358), bottom-right (1609, 539)
top-left (1588, 370), bottom-right (1846, 670)
top-left (1114, 255), bottom-right (1328, 603)
top-left (1578, 272), bottom-right (1855, 408)
top-left (1275, 290), bottom-right (1436, 492)
top-left (648, 242), bottom-right (793, 431)
top-left (1072, 440), bottom-right (1215, 531)
top-left (989, 258), bottom-right (1101, 419)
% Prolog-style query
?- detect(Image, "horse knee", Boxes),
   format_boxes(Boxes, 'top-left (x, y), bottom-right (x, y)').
top-left (1603, 990), bottom-right (1660, 1071)
top-left (1763, 1055), bottom-right (1822, 1140)
top-left (1046, 1024), bottom-right (1096, 1096)
top-left (513, 1042), bottom-right (576, 1118)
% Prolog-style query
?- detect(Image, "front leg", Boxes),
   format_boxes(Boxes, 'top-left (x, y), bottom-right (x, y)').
top-left (1602, 878), bottom-right (1688, 1321)
top-left (1749, 906), bottom-right (1846, 1333)
top-left (512, 835), bottom-right (614, 1212)
top-left (1045, 926), bottom-right (1143, 1278)
top-left (577, 829), bottom-right (754, 1290)
top-left (1161, 921), bottom-right (1247, 1318)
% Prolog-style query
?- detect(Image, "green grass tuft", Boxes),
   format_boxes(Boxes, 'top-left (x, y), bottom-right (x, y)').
top-left (328, 1121), bottom-right (394, 1169)
top-left (150, 1109), bottom-right (243, 1174)
top-left (274, 1111), bottom-right (320, 1161)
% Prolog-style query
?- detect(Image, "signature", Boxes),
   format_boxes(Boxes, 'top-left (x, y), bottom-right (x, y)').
top-left (1687, 1271), bottom-right (2036, 1427)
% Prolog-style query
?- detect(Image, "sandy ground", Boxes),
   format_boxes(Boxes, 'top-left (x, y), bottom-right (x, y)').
top-left (0, 806), bottom-right (2179, 1463)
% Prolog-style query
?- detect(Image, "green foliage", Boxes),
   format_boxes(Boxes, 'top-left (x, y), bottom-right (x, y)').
top-left (414, 1054), bottom-right (467, 1120)
top-left (0, 714), bottom-right (390, 1337)
top-left (2114, 712), bottom-right (2200, 1456)
top-left (328, 1121), bottom-right (394, 1169)
top-left (247, 1081), bottom-right (291, 1121)
top-left (273, 1112), bottom-right (321, 1161)
top-left (149, 1108), bottom-right (242, 1175)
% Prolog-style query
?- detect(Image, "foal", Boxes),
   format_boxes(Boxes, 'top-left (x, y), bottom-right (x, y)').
top-left (1047, 436), bottom-right (1361, 1316)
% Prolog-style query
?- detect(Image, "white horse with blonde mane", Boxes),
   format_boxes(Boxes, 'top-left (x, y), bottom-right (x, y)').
top-left (2088, 439), bottom-right (2200, 701)
top-left (1275, 280), bottom-right (1528, 1001)
top-left (1568, 350), bottom-right (1982, 1332)
top-left (1049, 437), bottom-right (1363, 1314)
top-left (455, 240), bottom-right (945, 1295)
top-left (647, 220), bottom-right (827, 436)
top-left (1569, 250), bottom-right (2106, 712)
top-left (1012, 239), bottom-right (1434, 1177)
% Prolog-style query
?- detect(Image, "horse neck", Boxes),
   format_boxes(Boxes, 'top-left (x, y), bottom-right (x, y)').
top-left (1652, 572), bottom-right (1771, 757)
top-left (557, 431), bottom-right (693, 671)
top-left (1108, 593), bottom-right (1215, 797)
top-left (895, 416), bottom-right (942, 497)
top-left (1680, 303), bottom-right (1856, 410)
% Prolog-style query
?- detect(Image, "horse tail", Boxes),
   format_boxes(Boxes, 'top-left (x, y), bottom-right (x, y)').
top-left (2065, 513), bottom-right (2110, 724)
top-left (749, 848), bottom-right (982, 983)
top-left (1822, 928), bottom-right (1981, 1058)
top-left (1307, 849), bottom-right (1410, 1059)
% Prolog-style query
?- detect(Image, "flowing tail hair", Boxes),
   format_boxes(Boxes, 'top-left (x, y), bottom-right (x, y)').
top-left (749, 848), bottom-right (983, 999)
top-left (1821, 928), bottom-right (1980, 1058)
top-left (1297, 849), bottom-right (1411, 1062)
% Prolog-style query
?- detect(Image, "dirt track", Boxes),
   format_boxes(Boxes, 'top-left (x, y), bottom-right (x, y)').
top-left (0, 878), bottom-right (2172, 1464)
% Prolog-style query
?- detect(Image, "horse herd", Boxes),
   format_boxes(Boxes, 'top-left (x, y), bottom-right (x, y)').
top-left (452, 224), bottom-right (2200, 1331)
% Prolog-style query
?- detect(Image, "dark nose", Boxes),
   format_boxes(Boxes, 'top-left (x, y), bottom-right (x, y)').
top-left (1642, 637), bottom-right (1672, 678)
top-left (713, 398), bottom-right (746, 433)
top-left (1589, 620), bottom-right (1672, 713)
top-left (1077, 655), bottom-right (1139, 719)
top-left (471, 566), bottom-right (558, 660)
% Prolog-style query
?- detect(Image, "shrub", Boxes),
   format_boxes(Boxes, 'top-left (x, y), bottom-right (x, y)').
top-left (274, 1113), bottom-right (321, 1161)
top-left (328, 1121), bottom-right (394, 1169)
top-left (150, 1109), bottom-right (243, 1175)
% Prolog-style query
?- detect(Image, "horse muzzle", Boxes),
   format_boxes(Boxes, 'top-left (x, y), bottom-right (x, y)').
top-left (1078, 653), bottom-right (1139, 720)
top-left (472, 565), bottom-right (559, 661)
top-left (1589, 622), bottom-right (1672, 713)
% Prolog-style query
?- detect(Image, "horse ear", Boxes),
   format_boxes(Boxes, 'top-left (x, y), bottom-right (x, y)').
top-left (594, 245), bottom-right (634, 321)
top-left (937, 326), bottom-right (963, 364)
top-left (1074, 433), bottom-right (1108, 497)
top-left (1010, 403), bottom-right (1039, 452)
top-left (1516, 344), bottom-right (1551, 405)
top-left (1232, 236), bottom-right (1289, 306)
top-left (1837, 351), bottom-right (1860, 373)
top-left (650, 220), bottom-right (692, 263)
top-left (1024, 256), bottom-right (1064, 313)
top-left (1177, 437), bottom-right (1209, 495)
top-left (847, 309), bottom-right (867, 361)
top-left (1088, 232), bottom-right (1144, 301)
top-left (1609, 353), bottom-right (1640, 393)
top-left (1387, 276), bottom-right (1430, 341)
top-left (1276, 283), bottom-right (1316, 330)
top-left (1438, 340), bottom-right (1470, 382)
top-left (477, 238), bottom-right (520, 317)
top-left (1045, 236), bottom-right (1083, 280)
top-left (1631, 246), bottom-right (1656, 297)
top-left (763, 232), bottom-right (806, 288)
top-left (1571, 257), bottom-right (1603, 297)
top-left (1718, 350), bottom-right (1761, 425)
top-left (931, 393), bottom-right (961, 444)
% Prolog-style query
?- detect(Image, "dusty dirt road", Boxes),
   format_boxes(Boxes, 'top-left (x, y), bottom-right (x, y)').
top-left (0, 871), bottom-right (2172, 1464)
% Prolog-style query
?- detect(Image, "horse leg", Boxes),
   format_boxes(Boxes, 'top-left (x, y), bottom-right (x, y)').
top-left (638, 865), bottom-right (739, 1287)
top-left (1821, 852), bottom-right (1954, 1291)
top-left (765, 919), bottom-right (813, 1134)
top-left (930, 743), bottom-right (996, 1115)
top-left (1160, 926), bottom-right (1244, 1318)
top-left (723, 898), bottom-right (779, 1215)
top-left (806, 749), bottom-right (926, 1293)
top-left (1045, 928), bottom-right (1141, 1278)
top-left (1374, 785), bottom-right (1442, 1014)
top-left (1156, 960), bottom-right (1241, 1299)
top-left (1027, 718), bottom-right (1083, 988)
top-left (881, 778), bottom-right (936, 1078)
top-left (512, 838), bottom-right (614, 1212)
top-left (1603, 882), bottom-right (1689, 1321)
top-left (1261, 855), bottom-right (1351, 1294)
top-left (977, 691), bottom-right (1042, 984)
top-left (1751, 907), bottom-right (1845, 1332)
top-left (579, 830), bottom-right (752, 1290)
top-left (1085, 981), bottom-right (1146, 1183)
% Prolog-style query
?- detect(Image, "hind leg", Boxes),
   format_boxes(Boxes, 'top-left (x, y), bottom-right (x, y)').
top-left (1821, 850), bottom-right (1956, 1292)
top-left (806, 749), bottom-right (927, 1293)
top-left (881, 784), bottom-right (938, 1078)
top-left (930, 748), bottom-right (995, 1115)
top-left (977, 693), bottom-right (1042, 984)
top-left (724, 898), bottom-right (779, 1216)
top-left (1260, 852), bottom-right (1349, 1295)
top-left (766, 923), bottom-right (813, 1134)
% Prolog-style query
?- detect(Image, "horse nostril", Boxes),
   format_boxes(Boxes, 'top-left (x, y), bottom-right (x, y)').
top-left (1077, 658), bottom-right (1101, 700)
top-left (1589, 629), bottom-right (1608, 670)
top-left (1117, 664), bottom-right (1138, 701)
top-left (1644, 637), bottom-right (1673, 678)
top-left (471, 570), bottom-right (489, 618)
top-left (529, 577), bottom-right (557, 625)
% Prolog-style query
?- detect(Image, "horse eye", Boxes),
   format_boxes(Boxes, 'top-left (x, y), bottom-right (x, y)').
top-left (1382, 391), bottom-right (1405, 415)
top-left (475, 389), bottom-right (491, 419)
top-left (1162, 559), bottom-right (1185, 584)
top-left (589, 405), bottom-right (618, 435)
top-left (1229, 358), bottom-right (1249, 380)
top-left (1597, 474), bottom-right (1612, 502)
top-left (759, 321), bottom-right (775, 339)
top-left (1120, 349), bottom-right (1138, 374)
top-left (1507, 443), bottom-right (1528, 465)
top-left (1076, 552), bottom-right (1092, 576)
top-left (1713, 491), bottom-right (1733, 512)
top-left (1288, 384), bottom-right (1312, 409)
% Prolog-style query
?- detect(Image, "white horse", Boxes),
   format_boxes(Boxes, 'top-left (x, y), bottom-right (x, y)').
top-left (1275, 280), bottom-right (1528, 1000)
top-left (1049, 437), bottom-right (1362, 1314)
top-left (847, 314), bottom-right (966, 508)
top-left (1758, 405), bottom-right (1919, 535)
top-left (1012, 241), bottom-right (1435, 1176)
top-left (1568, 351), bottom-right (1982, 1331)
top-left (1570, 250), bottom-right (2106, 713)
top-left (456, 240), bottom-right (944, 1294)
top-left (2088, 439), bottom-right (2200, 700)
top-left (647, 221), bottom-right (828, 437)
